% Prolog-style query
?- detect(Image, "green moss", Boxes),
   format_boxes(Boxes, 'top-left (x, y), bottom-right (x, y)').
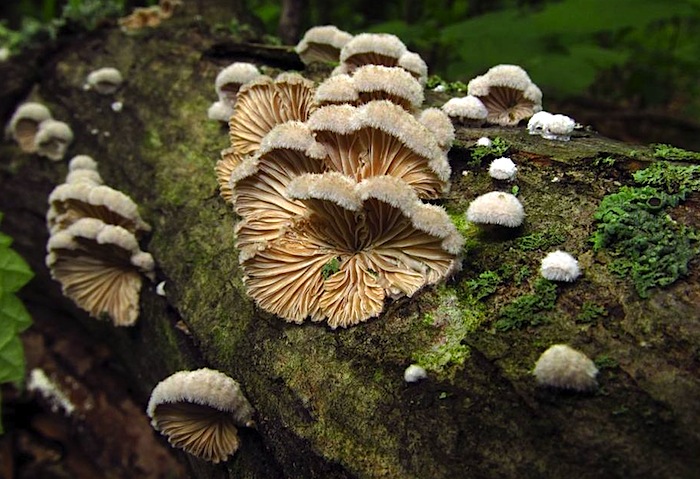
top-left (425, 75), bottom-right (467, 94)
top-left (576, 301), bottom-right (608, 324)
top-left (321, 257), bottom-right (341, 279)
top-left (494, 278), bottom-right (558, 331)
top-left (594, 354), bottom-right (619, 370)
top-left (516, 230), bottom-right (566, 251)
top-left (469, 136), bottom-right (509, 165)
top-left (464, 270), bottom-right (502, 300)
top-left (592, 156), bottom-right (617, 168)
top-left (652, 144), bottom-right (700, 162)
top-left (591, 164), bottom-right (700, 298)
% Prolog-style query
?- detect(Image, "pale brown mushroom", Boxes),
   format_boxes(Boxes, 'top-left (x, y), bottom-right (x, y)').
top-left (306, 100), bottom-right (451, 199)
top-left (228, 73), bottom-right (316, 157)
top-left (467, 64), bottom-right (542, 126)
top-left (46, 217), bottom-right (155, 326)
top-left (147, 368), bottom-right (254, 464)
top-left (295, 25), bottom-right (353, 65)
top-left (242, 173), bottom-right (463, 328)
top-left (7, 102), bottom-right (52, 152)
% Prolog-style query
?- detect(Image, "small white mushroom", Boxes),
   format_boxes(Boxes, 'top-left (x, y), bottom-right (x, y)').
top-left (466, 191), bottom-right (525, 228)
top-left (86, 67), bottom-right (124, 95)
top-left (7, 102), bottom-right (53, 152)
top-left (533, 344), bottom-right (598, 392)
top-left (404, 364), bottom-right (428, 383)
top-left (542, 114), bottom-right (576, 141)
top-left (34, 120), bottom-right (73, 161)
top-left (488, 157), bottom-right (517, 181)
top-left (441, 95), bottom-right (488, 126)
top-left (540, 250), bottom-right (580, 282)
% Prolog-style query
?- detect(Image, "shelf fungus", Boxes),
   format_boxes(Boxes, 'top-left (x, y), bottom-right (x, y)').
top-left (241, 173), bottom-right (463, 328)
top-left (417, 108), bottom-right (455, 152)
top-left (441, 95), bottom-right (488, 127)
top-left (314, 74), bottom-right (360, 107)
top-left (467, 64), bottom-right (542, 127)
top-left (306, 100), bottom-right (451, 199)
top-left (7, 102), bottom-right (53, 152)
top-left (46, 217), bottom-right (155, 326)
top-left (147, 368), bottom-right (255, 463)
top-left (34, 119), bottom-right (73, 161)
top-left (208, 62), bottom-right (262, 123)
top-left (228, 73), bottom-right (316, 158)
top-left (337, 33), bottom-right (428, 85)
top-left (351, 65), bottom-right (424, 112)
top-left (295, 25), bottom-right (353, 65)
top-left (46, 158), bottom-right (153, 326)
top-left (85, 67), bottom-right (123, 95)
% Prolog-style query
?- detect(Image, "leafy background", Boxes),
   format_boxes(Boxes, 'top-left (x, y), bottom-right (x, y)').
top-left (0, 213), bottom-right (34, 434)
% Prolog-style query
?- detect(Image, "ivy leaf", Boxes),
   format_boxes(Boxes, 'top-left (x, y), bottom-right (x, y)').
top-left (0, 327), bottom-right (26, 384)
top-left (0, 245), bottom-right (33, 294)
top-left (0, 293), bottom-right (33, 333)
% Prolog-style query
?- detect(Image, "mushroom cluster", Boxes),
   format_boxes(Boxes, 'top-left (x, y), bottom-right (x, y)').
top-left (295, 25), bottom-right (353, 65)
top-left (216, 49), bottom-right (463, 328)
top-left (45, 155), bottom-right (154, 326)
top-left (118, 0), bottom-right (182, 32)
top-left (207, 62), bottom-right (262, 123)
top-left (7, 102), bottom-right (73, 160)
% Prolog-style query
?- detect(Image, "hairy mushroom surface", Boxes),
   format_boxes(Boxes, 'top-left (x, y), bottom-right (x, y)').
top-left (7, 102), bottom-right (52, 152)
top-left (242, 173), bottom-right (463, 328)
top-left (307, 100), bottom-right (451, 199)
top-left (468, 64), bottom-right (542, 126)
top-left (295, 25), bottom-right (353, 64)
top-left (351, 65), bottom-right (424, 111)
top-left (214, 62), bottom-right (261, 109)
top-left (441, 95), bottom-right (488, 127)
top-left (417, 108), bottom-right (455, 152)
top-left (339, 33), bottom-right (408, 73)
top-left (147, 368), bottom-right (254, 464)
top-left (314, 74), bottom-right (359, 107)
top-left (46, 218), bottom-right (155, 326)
top-left (34, 119), bottom-right (73, 161)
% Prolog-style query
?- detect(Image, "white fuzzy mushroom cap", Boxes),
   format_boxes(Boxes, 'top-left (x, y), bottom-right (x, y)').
top-left (417, 108), bottom-right (455, 151)
top-left (215, 62), bottom-right (261, 96)
top-left (527, 111), bottom-right (554, 135)
top-left (352, 64), bottom-right (424, 110)
top-left (339, 33), bottom-right (407, 64)
top-left (468, 64), bottom-right (537, 98)
top-left (540, 250), bottom-right (580, 282)
top-left (8, 102), bottom-right (52, 132)
top-left (147, 368), bottom-right (255, 427)
top-left (488, 157), bottom-right (517, 181)
top-left (86, 67), bottom-right (123, 94)
top-left (397, 51), bottom-right (428, 85)
top-left (314, 74), bottom-right (359, 105)
top-left (295, 25), bottom-right (353, 55)
top-left (441, 96), bottom-right (488, 121)
top-left (34, 120), bottom-right (74, 161)
top-left (476, 137), bottom-right (492, 147)
top-left (207, 101), bottom-right (234, 122)
top-left (68, 155), bottom-right (98, 172)
top-left (466, 191), bottom-right (524, 227)
top-left (542, 114), bottom-right (576, 141)
top-left (404, 364), bottom-right (428, 383)
top-left (533, 344), bottom-right (598, 392)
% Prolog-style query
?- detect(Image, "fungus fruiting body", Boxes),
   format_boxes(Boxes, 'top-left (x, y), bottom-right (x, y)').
top-left (417, 108), bottom-right (455, 151)
top-left (295, 25), bottom-right (353, 64)
top-left (85, 67), bottom-right (123, 95)
top-left (527, 111), bottom-right (554, 136)
top-left (476, 137), bottom-right (492, 147)
top-left (540, 250), bottom-right (581, 282)
top-left (466, 191), bottom-right (525, 227)
top-left (488, 157), bottom-right (517, 181)
top-left (214, 62), bottom-right (261, 108)
top-left (7, 102), bottom-right (53, 152)
top-left (404, 364), bottom-right (428, 383)
top-left (468, 64), bottom-right (542, 126)
top-left (34, 119), bottom-right (73, 161)
top-left (147, 369), bottom-right (254, 463)
top-left (542, 114), bottom-right (576, 141)
top-left (351, 65), bottom-right (424, 111)
top-left (441, 96), bottom-right (488, 126)
top-left (533, 344), bottom-right (598, 391)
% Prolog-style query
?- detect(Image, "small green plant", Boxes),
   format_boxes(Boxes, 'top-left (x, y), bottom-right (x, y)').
top-left (425, 75), bottom-right (467, 94)
top-left (652, 144), bottom-right (700, 162)
top-left (516, 230), bottom-right (566, 252)
top-left (321, 257), bottom-right (341, 279)
top-left (494, 278), bottom-right (557, 331)
top-left (470, 137), bottom-right (509, 165)
top-left (594, 354), bottom-right (619, 370)
top-left (464, 270), bottom-right (502, 301)
top-left (576, 301), bottom-right (607, 323)
top-left (0, 213), bottom-right (34, 434)
top-left (591, 160), bottom-right (700, 298)
top-left (592, 156), bottom-right (617, 168)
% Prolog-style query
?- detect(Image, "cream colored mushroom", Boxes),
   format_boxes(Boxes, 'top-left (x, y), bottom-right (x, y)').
top-left (467, 64), bottom-right (542, 126)
top-left (339, 33), bottom-right (408, 73)
top-left (242, 173), bottom-right (463, 328)
top-left (214, 62), bottom-right (261, 108)
top-left (417, 108), bottom-right (455, 152)
top-left (307, 100), bottom-right (451, 199)
top-left (441, 95), bottom-right (488, 127)
top-left (7, 102), bottom-right (52, 152)
top-left (147, 368), bottom-right (254, 463)
top-left (295, 25), bottom-right (353, 65)
top-left (46, 217), bottom-right (155, 326)
top-left (351, 65), bottom-right (424, 111)
top-left (86, 67), bottom-right (123, 95)
top-left (34, 119), bottom-right (73, 161)
top-left (314, 74), bottom-right (359, 107)
top-left (228, 73), bottom-right (316, 157)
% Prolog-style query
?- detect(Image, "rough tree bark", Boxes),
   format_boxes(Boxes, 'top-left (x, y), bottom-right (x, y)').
top-left (0, 6), bottom-right (699, 479)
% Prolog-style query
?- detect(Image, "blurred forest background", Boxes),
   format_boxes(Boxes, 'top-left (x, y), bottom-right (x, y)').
top-left (1, 0), bottom-right (699, 149)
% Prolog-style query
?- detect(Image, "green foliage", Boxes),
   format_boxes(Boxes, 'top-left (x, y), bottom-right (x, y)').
top-left (0, 213), bottom-right (34, 434)
top-left (515, 230), bottom-right (566, 252)
top-left (425, 75), bottom-right (468, 95)
top-left (591, 160), bottom-right (700, 298)
top-left (494, 278), bottom-right (558, 331)
top-left (594, 354), bottom-right (619, 370)
top-left (576, 301), bottom-right (607, 323)
top-left (592, 156), bottom-right (617, 168)
top-left (464, 270), bottom-right (502, 301)
top-left (470, 137), bottom-right (509, 165)
top-left (321, 257), bottom-right (341, 279)
top-left (652, 144), bottom-right (700, 163)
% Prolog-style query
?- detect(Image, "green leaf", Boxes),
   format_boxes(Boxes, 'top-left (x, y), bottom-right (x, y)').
top-left (0, 332), bottom-right (25, 384)
top-left (0, 246), bottom-right (33, 294)
top-left (0, 292), bottom-right (33, 333)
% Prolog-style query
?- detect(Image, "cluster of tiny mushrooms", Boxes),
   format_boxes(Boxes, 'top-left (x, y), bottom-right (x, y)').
top-left (6, 14), bottom-right (599, 463)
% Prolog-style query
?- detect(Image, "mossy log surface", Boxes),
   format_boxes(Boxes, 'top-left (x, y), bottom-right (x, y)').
top-left (1, 12), bottom-right (699, 479)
